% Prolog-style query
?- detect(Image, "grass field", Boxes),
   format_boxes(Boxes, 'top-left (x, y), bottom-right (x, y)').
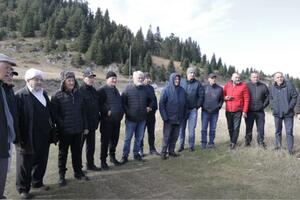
top-left (4, 106), bottom-right (300, 199)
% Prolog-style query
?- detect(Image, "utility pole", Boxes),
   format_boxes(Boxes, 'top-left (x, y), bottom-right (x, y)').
top-left (129, 45), bottom-right (132, 79)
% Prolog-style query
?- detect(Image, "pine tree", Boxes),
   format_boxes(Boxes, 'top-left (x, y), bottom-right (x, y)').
top-left (71, 53), bottom-right (85, 67)
top-left (181, 58), bottom-right (190, 71)
top-left (78, 20), bottom-right (90, 53)
top-left (146, 25), bottom-right (155, 53)
top-left (143, 51), bottom-right (152, 72)
top-left (21, 12), bottom-right (35, 37)
top-left (210, 53), bottom-right (217, 70)
top-left (167, 58), bottom-right (175, 77)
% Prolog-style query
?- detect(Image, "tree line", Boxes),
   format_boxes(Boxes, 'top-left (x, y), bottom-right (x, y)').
top-left (0, 0), bottom-right (300, 89)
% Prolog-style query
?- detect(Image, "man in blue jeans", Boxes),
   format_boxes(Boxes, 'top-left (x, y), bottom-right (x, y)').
top-left (178, 67), bottom-right (204, 152)
top-left (269, 72), bottom-right (298, 154)
top-left (201, 73), bottom-right (224, 149)
top-left (121, 71), bottom-right (152, 164)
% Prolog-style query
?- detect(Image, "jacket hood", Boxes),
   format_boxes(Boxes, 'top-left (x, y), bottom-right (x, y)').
top-left (59, 70), bottom-right (79, 91)
top-left (169, 73), bottom-right (180, 86)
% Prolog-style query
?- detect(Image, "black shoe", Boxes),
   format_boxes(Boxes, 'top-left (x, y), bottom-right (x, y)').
top-left (120, 156), bottom-right (128, 165)
top-left (161, 153), bottom-right (168, 160)
top-left (230, 143), bottom-right (236, 150)
top-left (134, 154), bottom-right (145, 162)
top-left (0, 195), bottom-right (7, 199)
top-left (258, 142), bottom-right (267, 149)
top-left (273, 146), bottom-right (281, 151)
top-left (101, 162), bottom-right (110, 170)
top-left (189, 147), bottom-right (195, 152)
top-left (75, 172), bottom-right (89, 181)
top-left (20, 192), bottom-right (31, 199)
top-left (169, 152), bottom-right (180, 157)
top-left (150, 149), bottom-right (160, 156)
top-left (244, 142), bottom-right (251, 147)
top-left (177, 147), bottom-right (184, 152)
top-left (86, 164), bottom-right (101, 171)
top-left (110, 156), bottom-right (122, 166)
top-left (139, 149), bottom-right (145, 157)
top-left (58, 176), bottom-right (66, 187)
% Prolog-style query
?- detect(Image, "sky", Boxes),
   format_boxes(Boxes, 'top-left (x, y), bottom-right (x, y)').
top-left (87, 0), bottom-right (300, 77)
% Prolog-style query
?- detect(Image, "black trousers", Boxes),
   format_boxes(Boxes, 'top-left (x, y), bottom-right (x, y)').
top-left (58, 133), bottom-right (82, 177)
top-left (100, 120), bottom-right (121, 162)
top-left (81, 130), bottom-right (96, 167)
top-left (226, 111), bottom-right (242, 144)
top-left (245, 111), bottom-right (265, 144)
top-left (16, 144), bottom-right (50, 193)
top-left (141, 114), bottom-right (156, 151)
top-left (161, 123), bottom-right (180, 154)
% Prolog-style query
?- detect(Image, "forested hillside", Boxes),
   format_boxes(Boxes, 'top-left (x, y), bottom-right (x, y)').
top-left (0, 0), bottom-right (300, 88)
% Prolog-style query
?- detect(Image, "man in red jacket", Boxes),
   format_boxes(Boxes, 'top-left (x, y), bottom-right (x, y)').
top-left (224, 73), bottom-right (250, 150)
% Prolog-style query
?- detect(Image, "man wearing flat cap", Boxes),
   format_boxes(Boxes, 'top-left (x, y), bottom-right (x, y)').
top-left (0, 53), bottom-right (17, 199)
top-left (51, 71), bottom-right (89, 186)
top-left (15, 68), bottom-right (55, 198)
top-left (79, 68), bottom-right (100, 171)
top-left (98, 71), bottom-right (124, 169)
top-left (178, 67), bottom-right (204, 152)
top-left (201, 73), bottom-right (224, 149)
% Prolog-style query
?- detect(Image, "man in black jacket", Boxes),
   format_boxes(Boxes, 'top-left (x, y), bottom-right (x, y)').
top-left (269, 72), bottom-right (298, 154)
top-left (79, 68), bottom-right (100, 171)
top-left (0, 54), bottom-right (16, 199)
top-left (121, 71), bottom-right (152, 164)
top-left (245, 72), bottom-right (269, 148)
top-left (51, 71), bottom-right (89, 187)
top-left (140, 72), bottom-right (159, 156)
top-left (98, 71), bottom-right (124, 170)
top-left (15, 68), bottom-right (55, 199)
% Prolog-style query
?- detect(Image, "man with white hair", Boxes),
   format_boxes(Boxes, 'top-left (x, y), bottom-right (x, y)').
top-left (0, 53), bottom-right (17, 199)
top-left (15, 68), bottom-right (55, 199)
top-left (120, 71), bottom-right (152, 164)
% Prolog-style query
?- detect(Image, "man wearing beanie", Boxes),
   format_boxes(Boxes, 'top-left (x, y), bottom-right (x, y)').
top-left (51, 70), bottom-right (89, 186)
top-left (15, 68), bottom-right (55, 198)
top-left (98, 71), bottom-right (124, 169)
top-left (79, 68), bottom-right (100, 171)
top-left (178, 67), bottom-right (204, 152)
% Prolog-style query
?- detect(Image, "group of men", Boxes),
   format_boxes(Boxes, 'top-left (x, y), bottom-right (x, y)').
top-left (1, 52), bottom-right (300, 199)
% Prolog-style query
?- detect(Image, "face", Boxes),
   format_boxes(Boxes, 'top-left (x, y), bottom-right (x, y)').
top-left (187, 72), bottom-right (195, 81)
top-left (106, 76), bottom-right (117, 87)
top-left (64, 77), bottom-right (75, 91)
top-left (27, 76), bottom-right (44, 91)
top-left (83, 76), bottom-right (95, 86)
top-left (274, 72), bottom-right (284, 85)
top-left (143, 77), bottom-right (151, 85)
top-left (231, 73), bottom-right (240, 85)
top-left (174, 76), bottom-right (180, 86)
top-left (208, 76), bottom-right (217, 85)
top-left (2, 68), bottom-right (14, 85)
top-left (133, 74), bottom-right (144, 86)
top-left (0, 62), bottom-right (12, 80)
top-left (250, 73), bottom-right (259, 84)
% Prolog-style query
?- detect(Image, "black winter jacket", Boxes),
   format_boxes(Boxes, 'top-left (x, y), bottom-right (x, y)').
top-left (180, 78), bottom-right (204, 109)
top-left (269, 80), bottom-right (298, 118)
top-left (0, 82), bottom-right (9, 158)
top-left (98, 84), bottom-right (124, 122)
top-left (145, 84), bottom-right (158, 115)
top-left (122, 84), bottom-right (152, 122)
top-left (202, 83), bottom-right (224, 113)
top-left (246, 81), bottom-right (269, 112)
top-left (79, 83), bottom-right (100, 131)
top-left (51, 81), bottom-right (87, 135)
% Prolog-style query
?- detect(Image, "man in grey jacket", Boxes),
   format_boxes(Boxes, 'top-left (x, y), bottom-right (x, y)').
top-left (178, 67), bottom-right (204, 152)
top-left (269, 72), bottom-right (298, 154)
top-left (245, 72), bottom-right (269, 148)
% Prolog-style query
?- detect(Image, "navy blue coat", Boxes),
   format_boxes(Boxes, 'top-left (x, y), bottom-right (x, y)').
top-left (159, 73), bottom-right (187, 125)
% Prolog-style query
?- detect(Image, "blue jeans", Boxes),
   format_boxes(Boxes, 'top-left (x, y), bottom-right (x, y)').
top-left (201, 111), bottom-right (219, 146)
top-left (178, 108), bottom-right (198, 149)
top-left (274, 116), bottom-right (294, 153)
top-left (122, 119), bottom-right (146, 158)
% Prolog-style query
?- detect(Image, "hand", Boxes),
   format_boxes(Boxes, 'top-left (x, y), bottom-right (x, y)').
top-left (108, 110), bottom-right (112, 116)
top-left (242, 112), bottom-right (247, 118)
top-left (83, 129), bottom-right (89, 135)
top-left (225, 96), bottom-right (232, 101)
top-left (147, 107), bottom-right (152, 113)
top-left (297, 114), bottom-right (300, 120)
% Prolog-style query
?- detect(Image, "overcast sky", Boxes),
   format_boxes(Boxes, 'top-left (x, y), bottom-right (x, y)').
top-left (87, 0), bottom-right (300, 78)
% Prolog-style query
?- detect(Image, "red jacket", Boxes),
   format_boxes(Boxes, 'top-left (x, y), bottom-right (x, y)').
top-left (224, 81), bottom-right (250, 113)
